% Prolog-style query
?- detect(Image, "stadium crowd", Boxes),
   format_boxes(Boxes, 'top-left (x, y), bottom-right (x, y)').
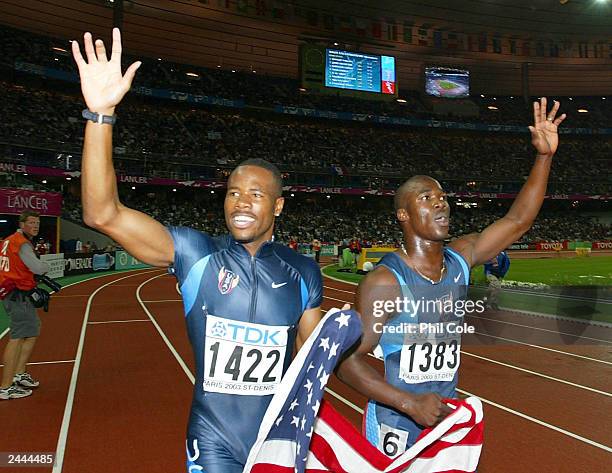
top-left (1, 25), bottom-right (610, 128)
top-left (1, 82), bottom-right (609, 195)
top-left (61, 192), bottom-right (610, 246)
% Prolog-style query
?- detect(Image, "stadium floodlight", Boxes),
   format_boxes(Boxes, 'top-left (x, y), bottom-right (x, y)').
top-left (290, 193), bottom-right (295, 197)
top-left (42, 180), bottom-right (47, 184)
top-left (578, 108), bottom-right (588, 113)
top-left (487, 106), bottom-right (498, 110)
top-left (480, 94), bottom-right (485, 97)
top-left (131, 186), bottom-right (136, 190)
top-left (186, 72), bottom-right (199, 78)
top-left (396, 98), bottom-right (407, 103)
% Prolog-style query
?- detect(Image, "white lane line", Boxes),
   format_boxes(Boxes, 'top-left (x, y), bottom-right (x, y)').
top-left (461, 351), bottom-right (612, 397)
top-left (0, 359), bottom-right (75, 367)
top-left (136, 274), bottom-right (195, 384)
top-left (322, 294), bottom-right (612, 364)
top-left (455, 388), bottom-right (612, 453)
top-left (470, 331), bottom-right (612, 365)
top-left (52, 269), bottom-right (161, 473)
top-left (87, 319), bottom-right (151, 325)
top-left (0, 270), bottom-right (150, 342)
top-left (143, 273), bottom-right (612, 455)
top-left (467, 314), bottom-right (612, 344)
top-left (323, 285), bottom-right (357, 295)
top-left (322, 272), bottom-right (612, 340)
top-left (324, 387), bottom-right (364, 414)
top-left (363, 353), bottom-right (612, 452)
top-left (140, 299), bottom-right (183, 303)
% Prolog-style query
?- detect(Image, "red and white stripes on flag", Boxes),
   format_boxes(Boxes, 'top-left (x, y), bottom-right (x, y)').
top-left (243, 308), bottom-right (484, 473)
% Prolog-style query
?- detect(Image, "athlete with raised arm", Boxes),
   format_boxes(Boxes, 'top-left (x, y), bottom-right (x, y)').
top-left (72, 29), bottom-right (322, 473)
top-left (337, 97), bottom-right (566, 455)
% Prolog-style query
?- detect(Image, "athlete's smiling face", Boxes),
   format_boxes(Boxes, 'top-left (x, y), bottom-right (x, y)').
top-left (224, 165), bottom-right (284, 251)
top-left (397, 177), bottom-right (450, 241)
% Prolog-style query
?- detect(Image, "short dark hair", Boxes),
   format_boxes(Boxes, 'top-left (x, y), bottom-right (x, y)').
top-left (394, 175), bottom-right (437, 211)
top-left (19, 210), bottom-right (40, 223)
top-left (233, 158), bottom-right (283, 197)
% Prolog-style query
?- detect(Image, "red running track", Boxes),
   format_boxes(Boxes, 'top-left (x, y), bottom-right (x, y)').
top-left (0, 269), bottom-right (610, 472)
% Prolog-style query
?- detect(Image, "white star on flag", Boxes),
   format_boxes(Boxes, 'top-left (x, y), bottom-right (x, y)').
top-left (275, 415), bottom-right (283, 426)
top-left (307, 390), bottom-right (313, 405)
top-left (306, 362), bottom-right (315, 373)
top-left (335, 311), bottom-right (351, 328)
top-left (319, 337), bottom-right (330, 351)
top-left (304, 379), bottom-right (313, 392)
top-left (312, 400), bottom-right (320, 415)
top-left (289, 399), bottom-right (299, 411)
top-left (328, 342), bottom-right (340, 360)
top-left (301, 416), bottom-right (306, 431)
top-left (319, 370), bottom-right (329, 390)
top-left (290, 416), bottom-right (300, 427)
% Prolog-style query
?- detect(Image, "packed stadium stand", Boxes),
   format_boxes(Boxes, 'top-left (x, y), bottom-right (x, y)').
top-left (0, 24), bottom-right (609, 245)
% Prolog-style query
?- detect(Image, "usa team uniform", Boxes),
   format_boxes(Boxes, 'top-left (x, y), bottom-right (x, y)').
top-left (364, 248), bottom-right (471, 456)
top-left (168, 227), bottom-right (322, 473)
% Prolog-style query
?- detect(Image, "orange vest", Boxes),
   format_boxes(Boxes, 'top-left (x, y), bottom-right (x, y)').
top-left (0, 231), bottom-right (36, 291)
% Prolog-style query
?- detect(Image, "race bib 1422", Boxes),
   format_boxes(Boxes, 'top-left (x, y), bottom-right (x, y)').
top-left (204, 315), bottom-right (289, 395)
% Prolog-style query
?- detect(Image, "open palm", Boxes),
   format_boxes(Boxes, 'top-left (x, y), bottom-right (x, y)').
top-left (72, 28), bottom-right (141, 114)
top-left (529, 97), bottom-right (566, 157)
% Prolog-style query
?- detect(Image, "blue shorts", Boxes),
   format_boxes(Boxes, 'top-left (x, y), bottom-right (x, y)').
top-left (186, 431), bottom-right (244, 473)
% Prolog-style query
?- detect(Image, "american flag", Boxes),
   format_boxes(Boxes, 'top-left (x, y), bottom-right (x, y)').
top-left (243, 308), bottom-right (484, 473)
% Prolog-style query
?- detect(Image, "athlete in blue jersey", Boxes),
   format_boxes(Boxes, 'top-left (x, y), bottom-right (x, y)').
top-left (72, 30), bottom-right (322, 472)
top-left (337, 97), bottom-right (566, 455)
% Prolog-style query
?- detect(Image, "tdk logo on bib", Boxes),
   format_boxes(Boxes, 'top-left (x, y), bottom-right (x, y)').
top-left (204, 315), bottom-right (290, 396)
top-left (227, 322), bottom-right (282, 345)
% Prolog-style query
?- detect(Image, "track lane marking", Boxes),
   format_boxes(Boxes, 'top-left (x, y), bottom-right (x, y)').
top-left (87, 319), bottom-right (151, 324)
top-left (140, 299), bottom-right (183, 303)
top-left (136, 274), bottom-right (195, 384)
top-left (141, 275), bottom-right (612, 455)
top-left (0, 270), bottom-right (155, 342)
top-left (455, 388), bottom-right (612, 453)
top-left (322, 294), bottom-right (612, 366)
top-left (469, 331), bottom-right (612, 365)
top-left (322, 270), bottom-right (612, 342)
top-left (466, 314), bottom-right (612, 344)
top-left (363, 353), bottom-right (612, 452)
top-left (0, 359), bottom-right (75, 367)
top-left (52, 269), bottom-right (162, 473)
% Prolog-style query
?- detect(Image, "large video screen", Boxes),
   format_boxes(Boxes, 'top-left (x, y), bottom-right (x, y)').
top-left (325, 49), bottom-right (396, 95)
top-left (425, 67), bottom-right (469, 98)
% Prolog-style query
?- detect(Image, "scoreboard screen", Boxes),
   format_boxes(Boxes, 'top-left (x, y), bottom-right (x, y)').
top-left (325, 49), bottom-right (396, 95)
top-left (425, 67), bottom-right (470, 98)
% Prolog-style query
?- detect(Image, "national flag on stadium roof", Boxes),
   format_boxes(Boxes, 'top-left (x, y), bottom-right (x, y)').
top-left (243, 308), bottom-right (484, 473)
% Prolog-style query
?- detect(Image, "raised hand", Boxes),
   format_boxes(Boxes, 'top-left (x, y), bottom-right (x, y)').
top-left (529, 97), bottom-right (566, 157)
top-left (72, 28), bottom-right (141, 116)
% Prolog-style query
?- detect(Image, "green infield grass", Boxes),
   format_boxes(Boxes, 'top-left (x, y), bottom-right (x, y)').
top-left (323, 257), bottom-right (612, 324)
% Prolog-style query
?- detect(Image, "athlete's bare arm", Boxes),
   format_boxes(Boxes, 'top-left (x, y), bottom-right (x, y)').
top-left (72, 29), bottom-right (174, 267)
top-left (450, 97), bottom-right (566, 268)
top-left (295, 307), bottom-right (322, 352)
top-left (336, 267), bottom-right (452, 427)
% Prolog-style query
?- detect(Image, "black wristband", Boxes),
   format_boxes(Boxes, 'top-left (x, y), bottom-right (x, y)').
top-left (82, 109), bottom-right (117, 125)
